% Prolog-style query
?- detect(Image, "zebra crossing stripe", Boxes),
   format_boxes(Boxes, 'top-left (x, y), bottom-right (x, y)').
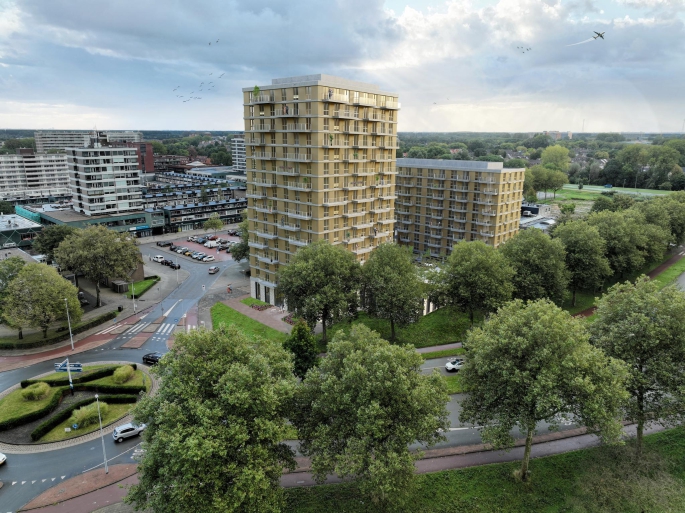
top-left (125, 323), bottom-right (149, 335)
top-left (96, 324), bottom-right (120, 335)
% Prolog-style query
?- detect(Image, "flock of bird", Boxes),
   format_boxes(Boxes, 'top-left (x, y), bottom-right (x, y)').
top-left (174, 39), bottom-right (226, 103)
top-left (517, 46), bottom-right (532, 53)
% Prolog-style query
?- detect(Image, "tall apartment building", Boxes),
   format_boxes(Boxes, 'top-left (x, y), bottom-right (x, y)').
top-left (0, 149), bottom-right (71, 203)
top-left (35, 131), bottom-right (142, 152)
top-left (231, 135), bottom-right (246, 174)
top-left (243, 74), bottom-right (399, 304)
top-left (66, 143), bottom-right (143, 216)
top-left (395, 159), bottom-right (524, 255)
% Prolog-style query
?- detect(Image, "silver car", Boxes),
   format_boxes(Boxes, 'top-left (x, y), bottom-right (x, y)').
top-left (445, 359), bottom-right (465, 372)
top-left (112, 422), bottom-right (146, 443)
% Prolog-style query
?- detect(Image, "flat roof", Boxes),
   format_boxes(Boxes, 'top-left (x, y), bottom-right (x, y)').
top-left (163, 199), bottom-right (247, 211)
top-left (397, 158), bottom-right (525, 172)
top-left (26, 205), bottom-right (148, 223)
top-left (243, 74), bottom-right (397, 96)
top-left (0, 214), bottom-right (42, 230)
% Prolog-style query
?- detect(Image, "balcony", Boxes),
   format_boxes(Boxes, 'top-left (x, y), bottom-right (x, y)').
top-left (275, 107), bottom-right (298, 117)
top-left (255, 230), bottom-right (278, 240)
top-left (370, 230), bottom-right (390, 238)
top-left (250, 178), bottom-right (277, 186)
top-left (247, 191), bottom-right (267, 199)
top-left (351, 246), bottom-right (374, 255)
top-left (282, 209), bottom-right (312, 220)
top-left (333, 110), bottom-right (357, 119)
top-left (480, 231), bottom-right (494, 237)
top-left (377, 193), bottom-right (396, 200)
top-left (279, 223), bottom-right (301, 232)
top-left (322, 198), bottom-right (347, 207)
top-left (253, 206), bottom-right (275, 214)
top-left (289, 237), bottom-right (311, 247)
top-left (376, 218), bottom-right (395, 224)
top-left (352, 96), bottom-right (377, 106)
top-left (257, 255), bottom-right (279, 264)
top-left (256, 277), bottom-right (279, 289)
top-left (396, 227), bottom-right (410, 234)
top-left (371, 206), bottom-right (391, 214)
top-left (344, 236), bottom-right (365, 244)
top-left (427, 240), bottom-right (443, 248)
top-left (352, 168), bottom-right (375, 176)
top-left (371, 180), bottom-right (392, 188)
top-left (276, 166), bottom-right (299, 175)
top-left (343, 210), bottom-right (366, 218)
top-left (284, 181), bottom-right (312, 191)
top-left (249, 94), bottom-right (275, 104)
top-left (474, 177), bottom-right (497, 184)
top-left (286, 123), bottom-right (311, 131)
top-left (285, 153), bottom-right (312, 162)
top-left (248, 240), bottom-right (268, 250)
top-left (483, 188), bottom-right (499, 195)
top-left (342, 154), bottom-right (365, 163)
top-left (322, 92), bottom-right (349, 103)
top-left (377, 100), bottom-right (400, 109)
top-left (251, 124), bottom-right (273, 132)
top-left (352, 196), bottom-right (374, 203)
top-left (343, 181), bottom-right (367, 191)
top-left (399, 236), bottom-right (411, 242)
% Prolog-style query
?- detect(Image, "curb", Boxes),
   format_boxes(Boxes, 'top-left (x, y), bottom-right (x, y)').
top-left (0, 362), bottom-right (158, 454)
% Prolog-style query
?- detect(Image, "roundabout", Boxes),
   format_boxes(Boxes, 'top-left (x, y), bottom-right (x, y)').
top-left (0, 362), bottom-right (157, 454)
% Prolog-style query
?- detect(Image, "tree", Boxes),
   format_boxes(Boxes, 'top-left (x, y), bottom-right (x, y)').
top-left (32, 225), bottom-right (76, 262)
top-left (549, 170), bottom-right (569, 198)
top-left (54, 225), bottom-right (141, 307)
top-left (283, 320), bottom-right (319, 379)
top-left (277, 240), bottom-right (361, 343)
top-left (552, 221), bottom-right (612, 306)
top-left (125, 325), bottom-right (297, 513)
top-left (431, 241), bottom-right (514, 324)
top-left (460, 300), bottom-right (628, 482)
top-left (3, 263), bottom-right (82, 338)
top-left (504, 158), bottom-right (527, 168)
top-left (229, 219), bottom-right (249, 262)
top-left (529, 165), bottom-right (553, 194)
top-left (541, 145), bottom-right (570, 172)
top-left (587, 210), bottom-right (647, 278)
top-left (291, 324), bottom-right (449, 508)
top-left (0, 256), bottom-right (25, 323)
top-left (203, 212), bottom-right (223, 235)
top-left (0, 200), bottom-right (15, 215)
top-left (150, 141), bottom-right (167, 155)
top-left (361, 243), bottom-right (423, 340)
top-left (590, 277), bottom-right (685, 458)
top-left (499, 229), bottom-right (569, 304)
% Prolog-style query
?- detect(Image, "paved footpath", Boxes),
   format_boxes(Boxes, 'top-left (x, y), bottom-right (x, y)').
top-left (221, 294), bottom-right (293, 334)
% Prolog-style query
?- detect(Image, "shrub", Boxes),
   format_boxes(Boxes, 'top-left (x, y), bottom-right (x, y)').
top-left (112, 365), bottom-right (134, 384)
top-left (21, 382), bottom-right (51, 401)
top-left (75, 383), bottom-right (146, 395)
top-left (30, 394), bottom-right (137, 441)
top-left (22, 363), bottom-right (137, 388)
top-left (69, 401), bottom-right (108, 429)
top-left (0, 387), bottom-right (66, 432)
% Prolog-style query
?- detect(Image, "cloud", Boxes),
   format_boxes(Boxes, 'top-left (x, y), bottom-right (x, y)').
top-left (0, 0), bottom-right (683, 131)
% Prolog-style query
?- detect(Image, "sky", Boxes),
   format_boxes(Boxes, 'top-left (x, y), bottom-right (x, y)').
top-left (0, 0), bottom-right (684, 133)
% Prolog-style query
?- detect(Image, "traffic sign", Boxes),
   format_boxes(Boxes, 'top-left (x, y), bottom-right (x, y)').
top-left (54, 362), bottom-right (83, 372)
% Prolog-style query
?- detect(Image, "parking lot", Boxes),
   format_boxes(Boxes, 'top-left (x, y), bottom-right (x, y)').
top-left (150, 232), bottom-right (242, 264)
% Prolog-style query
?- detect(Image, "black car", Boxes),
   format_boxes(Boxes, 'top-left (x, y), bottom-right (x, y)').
top-left (142, 352), bottom-right (163, 365)
top-left (162, 259), bottom-right (173, 266)
top-left (169, 262), bottom-right (181, 270)
top-left (169, 244), bottom-right (178, 251)
top-left (156, 241), bottom-right (172, 247)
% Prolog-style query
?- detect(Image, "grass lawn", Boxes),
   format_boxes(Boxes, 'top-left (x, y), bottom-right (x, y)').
top-left (211, 303), bottom-right (288, 343)
top-left (321, 307), bottom-right (478, 349)
top-left (421, 347), bottom-right (465, 360)
top-left (284, 427), bottom-right (685, 512)
top-left (39, 402), bottom-right (133, 442)
top-left (240, 297), bottom-right (271, 307)
top-left (88, 369), bottom-right (151, 392)
top-left (652, 255), bottom-right (685, 289)
top-left (0, 385), bottom-right (64, 424)
top-left (126, 278), bottom-right (160, 299)
top-left (443, 373), bottom-right (463, 395)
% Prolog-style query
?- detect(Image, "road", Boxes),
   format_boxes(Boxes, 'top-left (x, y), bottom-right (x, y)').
top-left (0, 238), bottom-right (238, 513)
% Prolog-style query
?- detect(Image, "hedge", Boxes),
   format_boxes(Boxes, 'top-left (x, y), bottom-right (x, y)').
top-left (0, 311), bottom-right (118, 350)
top-left (30, 394), bottom-right (138, 441)
top-left (0, 387), bottom-right (67, 432)
top-left (21, 363), bottom-right (137, 388)
top-left (74, 383), bottom-right (146, 395)
top-left (112, 365), bottom-right (134, 384)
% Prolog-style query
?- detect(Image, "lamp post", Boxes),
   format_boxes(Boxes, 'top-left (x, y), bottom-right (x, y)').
top-left (175, 259), bottom-right (179, 285)
top-left (131, 281), bottom-right (136, 313)
top-left (95, 394), bottom-right (108, 474)
top-left (64, 298), bottom-right (74, 351)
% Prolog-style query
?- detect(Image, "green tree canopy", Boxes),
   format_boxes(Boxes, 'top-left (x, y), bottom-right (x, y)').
top-left (203, 212), bottom-right (223, 234)
top-left (277, 240), bottom-right (361, 342)
top-left (0, 200), bottom-right (15, 215)
top-left (460, 300), bottom-right (628, 481)
top-left (126, 325), bottom-right (297, 513)
top-left (541, 145), bottom-right (570, 172)
top-left (291, 324), bottom-right (449, 508)
top-left (430, 240), bottom-right (514, 324)
top-left (229, 219), bottom-right (249, 262)
top-left (3, 263), bottom-right (82, 338)
top-left (591, 277), bottom-right (685, 457)
top-left (587, 210), bottom-right (648, 278)
top-left (499, 228), bottom-right (569, 304)
top-left (361, 243), bottom-right (424, 340)
top-left (0, 256), bottom-right (25, 321)
top-left (32, 225), bottom-right (77, 262)
top-left (283, 319), bottom-right (319, 379)
top-left (54, 225), bottom-right (141, 307)
top-left (552, 221), bottom-right (612, 306)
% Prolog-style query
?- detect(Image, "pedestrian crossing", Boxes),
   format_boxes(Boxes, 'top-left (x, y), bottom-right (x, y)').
top-left (96, 323), bottom-right (121, 335)
top-left (156, 323), bottom-right (175, 335)
top-left (124, 322), bottom-right (150, 335)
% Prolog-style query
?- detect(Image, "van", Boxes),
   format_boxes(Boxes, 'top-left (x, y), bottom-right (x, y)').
top-left (204, 240), bottom-right (219, 248)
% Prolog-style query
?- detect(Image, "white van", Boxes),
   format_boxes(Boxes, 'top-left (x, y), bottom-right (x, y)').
top-left (204, 240), bottom-right (219, 248)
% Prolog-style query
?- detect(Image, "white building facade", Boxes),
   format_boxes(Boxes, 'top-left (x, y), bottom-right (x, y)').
top-left (35, 131), bottom-right (142, 153)
top-left (231, 135), bottom-right (246, 174)
top-left (0, 151), bottom-right (71, 202)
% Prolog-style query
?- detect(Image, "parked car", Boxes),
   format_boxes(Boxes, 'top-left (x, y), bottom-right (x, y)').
top-left (184, 250), bottom-right (194, 256)
top-left (208, 266), bottom-right (220, 274)
top-left (152, 255), bottom-right (165, 263)
top-left (196, 238), bottom-right (206, 244)
top-left (169, 244), bottom-right (178, 251)
top-left (445, 359), bottom-right (465, 373)
top-left (187, 236), bottom-right (197, 242)
top-left (204, 240), bottom-right (219, 248)
top-left (207, 235), bottom-right (218, 241)
top-left (228, 229), bottom-right (239, 236)
top-left (112, 422), bottom-right (146, 443)
top-left (142, 352), bottom-right (163, 365)
top-left (79, 298), bottom-right (89, 306)
top-left (217, 238), bottom-right (228, 243)
top-left (169, 262), bottom-right (181, 270)
top-left (156, 241), bottom-right (172, 247)
top-left (162, 259), bottom-right (173, 266)
top-left (202, 255), bottom-right (215, 262)
top-left (0, 452), bottom-right (6, 465)
top-left (176, 247), bottom-right (188, 254)
top-left (193, 252), bottom-right (207, 260)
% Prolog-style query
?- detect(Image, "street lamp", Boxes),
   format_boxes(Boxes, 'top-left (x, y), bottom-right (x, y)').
top-left (64, 298), bottom-right (74, 351)
top-left (95, 394), bottom-right (108, 474)
top-left (130, 281), bottom-right (136, 313)
top-left (175, 258), bottom-right (179, 285)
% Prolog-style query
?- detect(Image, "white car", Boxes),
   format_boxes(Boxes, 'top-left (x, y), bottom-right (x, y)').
top-left (202, 255), bottom-right (215, 262)
top-left (445, 359), bottom-right (465, 372)
top-left (152, 255), bottom-right (164, 263)
top-left (0, 452), bottom-right (6, 465)
top-left (112, 422), bottom-right (146, 443)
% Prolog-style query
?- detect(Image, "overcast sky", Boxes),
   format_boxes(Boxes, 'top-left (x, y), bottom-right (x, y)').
top-left (0, 0), bottom-right (683, 133)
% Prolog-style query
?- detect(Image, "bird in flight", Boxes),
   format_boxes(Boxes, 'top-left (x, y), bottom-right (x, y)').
top-left (216, 39), bottom-right (219, 43)
top-left (208, 42), bottom-right (211, 45)
top-left (593, 31), bottom-right (605, 39)
top-left (209, 73), bottom-right (213, 76)
top-left (219, 73), bottom-right (225, 78)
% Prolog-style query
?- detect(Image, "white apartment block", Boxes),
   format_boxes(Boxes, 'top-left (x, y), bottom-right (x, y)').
top-left (231, 135), bottom-right (246, 173)
top-left (66, 145), bottom-right (143, 216)
top-left (0, 151), bottom-right (71, 201)
top-left (35, 131), bottom-right (142, 152)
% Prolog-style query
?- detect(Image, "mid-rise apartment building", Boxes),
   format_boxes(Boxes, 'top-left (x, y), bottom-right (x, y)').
top-left (244, 74), bottom-right (399, 304)
top-left (35, 131), bottom-right (142, 153)
top-left (0, 149), bottom-right (71, 203)
top-left (231, 135), bottom-right (246, 173)
top-left (66, 144), bottom-right (143, 216)
top-left (395, 159), bottom-right (524, 255)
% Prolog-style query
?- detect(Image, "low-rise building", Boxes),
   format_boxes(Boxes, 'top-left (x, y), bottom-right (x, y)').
top-left (163, 198), bottom-right (247, 232)
top-left (154, 155), bottom-right (190, 173)
top-left (0, 213), bottom-right (43, 248)
top-left (395, 158), bottom-right (524, 256)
